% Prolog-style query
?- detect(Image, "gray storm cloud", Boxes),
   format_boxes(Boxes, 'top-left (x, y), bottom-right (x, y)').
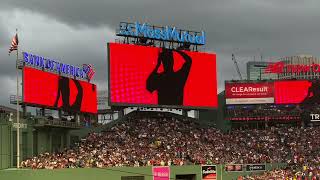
top-left (0, 0), bottom-right (320, 106)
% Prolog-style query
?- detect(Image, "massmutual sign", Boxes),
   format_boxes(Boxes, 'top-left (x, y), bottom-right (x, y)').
top-left (117, 21), bottom-right (206, 45)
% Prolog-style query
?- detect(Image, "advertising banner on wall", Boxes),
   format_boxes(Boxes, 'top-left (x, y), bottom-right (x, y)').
top-left (23, 67), bottom-right (97, 113)
top-left (245, 164), bottom-right (266, 171)
top-left (225, 164), bottom-right (243, 172)
top-left (108, 43), bottom-right (217, 109)
top-left (225, 82), bottom-right (274, 104)
top-left (202, 165), bottom-right (217, 180)
top-left (152, 166), bottom-right (170, 180)
top-left (121, 176), bottom-right (144, 180)
top-left (309, 113), bottom-right (320, 122)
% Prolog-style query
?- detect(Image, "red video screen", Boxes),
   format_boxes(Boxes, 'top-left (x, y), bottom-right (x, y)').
top-left (108, 43), bottom-right (218, 108)
top-left (274, 80), bottom-right (312, 104)
top-left (23, 67), bottom-right (97, 113)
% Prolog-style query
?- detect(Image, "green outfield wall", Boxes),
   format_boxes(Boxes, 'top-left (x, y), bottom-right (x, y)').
top-left (0, 163), bottom-right (286, 180)
top-left (0, 121), bottom-right (12, 169)
top-left (0, 116), bottom-right (75, 169)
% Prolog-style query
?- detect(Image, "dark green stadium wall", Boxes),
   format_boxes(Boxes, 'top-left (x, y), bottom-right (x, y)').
top-left (0, 115), bottom-right (34, 169)
top-left (0, 164), bottom-right (286, 180)
top-left (0, 121), bottom-right (12, 169)
top-left (36, 128), bottom-right (70, 154)
top-left (0, 113), bottom-right (116, 169)
top-left (199, 91), bottom-right (229, 132)
top-left (0, 116), bottom-right (73, 169)
top-left (4, 121), bottom-right (34, 167)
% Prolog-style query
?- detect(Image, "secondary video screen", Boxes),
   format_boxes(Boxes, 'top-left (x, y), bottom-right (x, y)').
top-left (274, 80), bottom-right (313, 104)
top-left (23, 67), bottom-right (97, 113)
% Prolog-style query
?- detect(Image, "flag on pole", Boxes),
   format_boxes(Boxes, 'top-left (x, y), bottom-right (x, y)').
top-left (9, 33), bottom-right (19, 55)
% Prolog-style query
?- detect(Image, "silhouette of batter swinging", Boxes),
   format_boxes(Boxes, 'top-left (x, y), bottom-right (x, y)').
top-left (146, 48), bottom-right (192, 105)
top-left (302, 80), bottom-right (320, 105)
top-left (54, 76), bottom-right (83, 111)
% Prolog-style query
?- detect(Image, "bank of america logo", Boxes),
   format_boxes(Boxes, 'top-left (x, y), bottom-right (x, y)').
top-left (264, 62), bottom-right (285, 73)
top-left (83, 64), bottom-right (95, 81)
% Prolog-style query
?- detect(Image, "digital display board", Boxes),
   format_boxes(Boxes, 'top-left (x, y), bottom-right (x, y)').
top-left (225, 164), bottom-right (243, 172)
top-left (23, 67), bottom-right (97, 113)
top-left (108, 43), bottom-right (217, 108)
top-left (245, 164), bottom-right (266, 171)
top-left (201, 165), bottom-right (217, 180)
top-left (152, 166), bottom-right (170, 180)
top-left (274, 80), bottom-right (312, 104)
top-left (225, 82), bottom-right (274, 104)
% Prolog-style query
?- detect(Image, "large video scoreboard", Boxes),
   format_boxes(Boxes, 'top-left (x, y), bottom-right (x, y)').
top-left (108, 43), bottom-right (218, 109)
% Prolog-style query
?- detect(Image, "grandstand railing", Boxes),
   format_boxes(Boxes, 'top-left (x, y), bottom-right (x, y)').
top-left (33, 118), bottom-right (84, 129)
top-left (225, 110), bottom-right (301, 118)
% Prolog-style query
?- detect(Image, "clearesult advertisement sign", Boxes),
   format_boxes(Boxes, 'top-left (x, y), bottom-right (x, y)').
top-left (153, 166), bottom-right (170, 180)
top-left (225, 82), bottom-right (274, 104)
top-left (202, 165), bottom-right (217, 180)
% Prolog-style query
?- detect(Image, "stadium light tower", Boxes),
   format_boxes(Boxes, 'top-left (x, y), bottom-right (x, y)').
top-left (232, 54), bottom-right (243, 80)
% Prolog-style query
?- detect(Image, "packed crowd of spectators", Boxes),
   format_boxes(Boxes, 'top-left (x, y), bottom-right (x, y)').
top-left (242, 166), bottom-right (320, 180)
top-left (21, 111), bottom-right (320, 179)
top-left (226, 104), bottom-right (301, 118)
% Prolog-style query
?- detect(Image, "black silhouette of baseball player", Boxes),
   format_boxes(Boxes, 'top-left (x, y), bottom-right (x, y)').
top-left (302, 80), bottom-right (320, 105)
top-left (54, 76), bottom-right (83, 111)
top-left (146, 49), bottom-right (192, 105)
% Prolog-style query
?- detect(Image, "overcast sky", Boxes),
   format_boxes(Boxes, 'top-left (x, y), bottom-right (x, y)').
top-left (1, 0), bottom-right (320, 107)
